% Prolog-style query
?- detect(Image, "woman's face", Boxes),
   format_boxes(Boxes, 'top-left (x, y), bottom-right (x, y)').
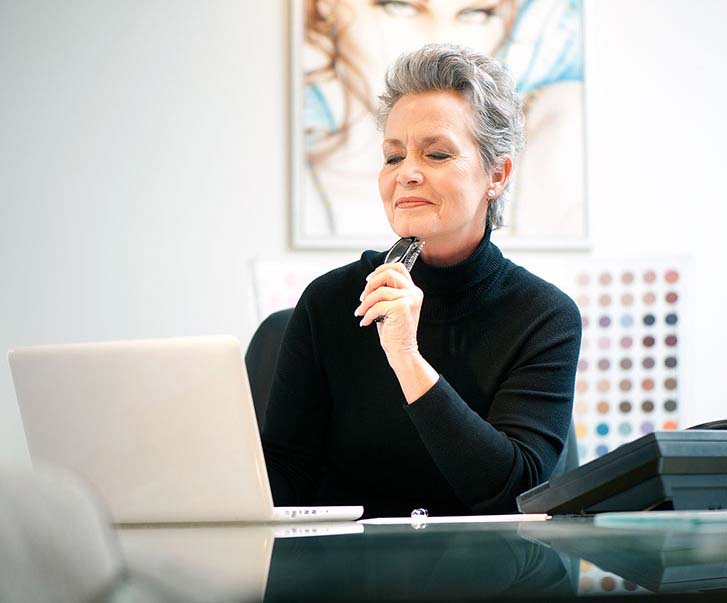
top-left (378, 90), bottom-right (491, 264)
top-left (330, 0), bottom-right (510, 98)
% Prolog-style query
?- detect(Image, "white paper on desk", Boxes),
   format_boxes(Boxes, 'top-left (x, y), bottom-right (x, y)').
top-left (358, 514), bottom-right (549, 525)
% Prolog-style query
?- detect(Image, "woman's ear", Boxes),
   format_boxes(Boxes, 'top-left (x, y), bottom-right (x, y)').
top-left (489, 156), bottom-right (513, 196)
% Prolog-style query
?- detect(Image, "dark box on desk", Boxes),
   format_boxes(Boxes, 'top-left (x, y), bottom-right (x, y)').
top-left (517, 431), bottom-right (727, 514)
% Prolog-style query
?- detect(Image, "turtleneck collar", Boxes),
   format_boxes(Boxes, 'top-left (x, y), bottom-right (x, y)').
top-left (410, 224), bottom-right (501, 293)
top-left (409, 225), bottom-right (508, 324)
top-left (361, 225), bottom-right (509, 324)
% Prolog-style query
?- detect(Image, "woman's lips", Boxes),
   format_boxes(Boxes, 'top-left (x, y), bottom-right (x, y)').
top-left (395, 197), bottom-right (431, 208)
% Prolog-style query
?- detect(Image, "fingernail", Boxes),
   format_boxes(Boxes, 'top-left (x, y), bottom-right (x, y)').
top-left (359, 292), bottom-right (365, 302)
top-left (353, 306), bottom-right (360, 316)
top-left (365, 274), bottom-right (372, 282)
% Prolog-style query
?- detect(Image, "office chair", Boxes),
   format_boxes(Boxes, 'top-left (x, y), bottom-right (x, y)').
top-left (244, 307), bottom-right (578, 476)
top-left (245, 308), bottom-right (294, 429)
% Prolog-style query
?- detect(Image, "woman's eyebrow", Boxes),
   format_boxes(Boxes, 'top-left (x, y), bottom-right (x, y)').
top-left (383, 135), bottom-right (456, 147)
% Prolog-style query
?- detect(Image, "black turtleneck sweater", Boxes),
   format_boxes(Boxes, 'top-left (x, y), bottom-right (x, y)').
top-left (262, 231), bottom-right (581, 518)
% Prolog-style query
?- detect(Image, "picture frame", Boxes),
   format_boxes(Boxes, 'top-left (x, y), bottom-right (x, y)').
top-left (290, 0), bottom-right (589, 251)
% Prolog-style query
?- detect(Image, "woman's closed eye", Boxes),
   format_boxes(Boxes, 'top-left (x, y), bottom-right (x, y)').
top-left (385, 152), bottom-right (451, 164)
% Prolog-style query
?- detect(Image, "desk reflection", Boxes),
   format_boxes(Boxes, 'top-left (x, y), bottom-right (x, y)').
top-left (266, 523), bottom-right (574, 602)
top-left (520, 519), bottom-right (727, 594)
top-left (119, 522), bottom-right (574, 602)
top-left (118, 519), bottom-right (727, 601)
top-left (118, 524), bottom-right (276, 601)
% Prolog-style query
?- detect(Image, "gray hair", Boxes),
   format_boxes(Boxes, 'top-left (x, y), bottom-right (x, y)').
top-left (377, 44), bottom-right (525, 230)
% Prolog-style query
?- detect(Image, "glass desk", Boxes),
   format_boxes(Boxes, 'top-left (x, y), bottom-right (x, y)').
top-left (114, 516), bottom-right (727, 602)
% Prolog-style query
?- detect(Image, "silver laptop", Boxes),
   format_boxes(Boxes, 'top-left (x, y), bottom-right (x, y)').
top-left (8, 335), bottom-right (362, 525)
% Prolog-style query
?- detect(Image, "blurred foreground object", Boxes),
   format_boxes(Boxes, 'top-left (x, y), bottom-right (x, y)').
top-left (0, 466), bottom-right (243, 602)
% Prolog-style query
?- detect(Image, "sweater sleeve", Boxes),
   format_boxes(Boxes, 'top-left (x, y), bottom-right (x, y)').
top-left (404, 295), bottom-right (582, 514)
top-left (261, 297), bottom-right (330, 505)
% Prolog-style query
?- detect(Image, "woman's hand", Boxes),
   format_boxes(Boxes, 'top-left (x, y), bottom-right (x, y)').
top-left (354, 262), bottom-right (423, 362)
top-left (354, 262), bottom-right (438, 403)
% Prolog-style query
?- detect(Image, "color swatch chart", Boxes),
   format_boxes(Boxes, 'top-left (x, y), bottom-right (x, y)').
top-left (569, 259), bottom-right (687, 464)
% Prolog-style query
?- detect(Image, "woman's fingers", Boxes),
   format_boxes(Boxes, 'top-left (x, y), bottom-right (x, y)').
top-left (355, 286), bottom-right (408, 325)
top-left (359, 296), bottom-right (421, 327)
top-left (368, 261), bottom-right (412, 283)
top-left (355, 262), bottom-right (423, 342)
top-left (359, 264), bottom-right (412, 301)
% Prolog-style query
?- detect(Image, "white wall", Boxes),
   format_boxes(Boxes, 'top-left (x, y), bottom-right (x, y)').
top-left (0, 0), bottom-right (293, 464)
top-left (582, 0), bottom-right (727, 427)
top-left (1, 0), bottom-right (725, 465)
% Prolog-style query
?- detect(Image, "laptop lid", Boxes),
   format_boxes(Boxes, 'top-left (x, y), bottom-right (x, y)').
top-left (9, 335), bottom-right (275, 524)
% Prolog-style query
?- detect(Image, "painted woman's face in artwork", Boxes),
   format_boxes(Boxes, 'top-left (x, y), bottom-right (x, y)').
top-left (325, 0), bottom-right (512, 99)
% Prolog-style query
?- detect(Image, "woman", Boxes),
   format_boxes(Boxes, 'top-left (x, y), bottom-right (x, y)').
top-left (264, 44), bottom-right (581, 518)
top-left (300, 0), bottom-right (584, 244)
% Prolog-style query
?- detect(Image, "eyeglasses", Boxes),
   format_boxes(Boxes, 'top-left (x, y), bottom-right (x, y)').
top-left (382, 237), bottom-right (425, 273)
top-left (374, 237), bottom-right (425, 324)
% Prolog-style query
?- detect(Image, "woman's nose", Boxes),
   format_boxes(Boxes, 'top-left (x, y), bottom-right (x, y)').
top-left (396, 159), bottom-right (423, 187)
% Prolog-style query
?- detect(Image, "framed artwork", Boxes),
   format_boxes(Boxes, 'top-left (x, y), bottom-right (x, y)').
top-left (291, 0), bottom-right (587, 250)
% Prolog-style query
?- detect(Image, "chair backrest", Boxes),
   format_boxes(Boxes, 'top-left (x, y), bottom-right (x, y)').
top-left (244, 308), bottom-right (294, 429)
top-left (244, 307), bottom-right (579, 476)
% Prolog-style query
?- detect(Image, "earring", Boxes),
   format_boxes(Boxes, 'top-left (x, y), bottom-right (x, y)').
top-left (488, 189), bottom-right (496, 198)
